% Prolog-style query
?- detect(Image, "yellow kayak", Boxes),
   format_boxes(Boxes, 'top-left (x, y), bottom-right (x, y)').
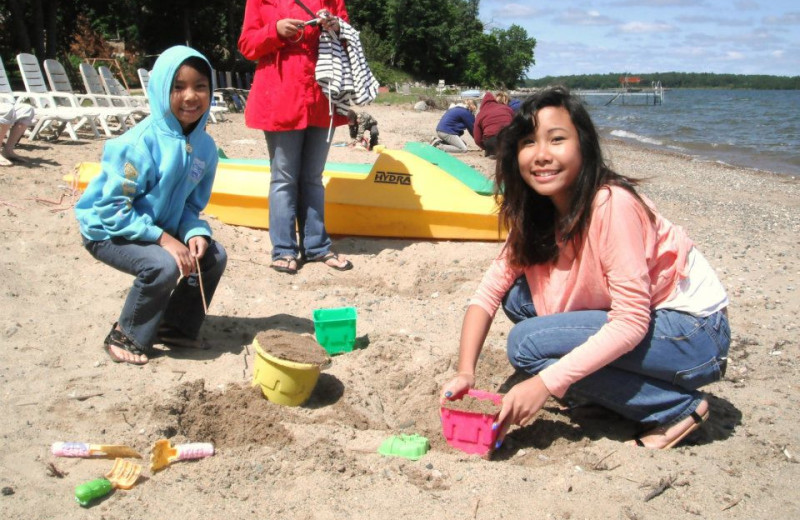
top-left (66, 147), bottom-right (506, 241)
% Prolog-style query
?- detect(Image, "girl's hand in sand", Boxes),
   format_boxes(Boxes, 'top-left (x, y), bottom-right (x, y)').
top-left (493, 376), bottom-right (550, 447)
top-left (187, 236), bottom-right (209, 261)
top-left (277, 19), bottom-right (305, 40)
top-left (158, 232), bottom-right (194, 276)
top-left (440, 372), bottom-right (475, 403)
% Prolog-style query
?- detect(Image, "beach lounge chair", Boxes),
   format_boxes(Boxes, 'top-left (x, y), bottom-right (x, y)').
top-left (79, 63), bottom-right (148, 119)
top-left (11, 54), bottom-right (101, 141)
top-left (137, 68), bottom-right (150, 93)
top-left (44, 59), bottom-right (139, 134)
top-left (97, 65), bottom-right (150, 111)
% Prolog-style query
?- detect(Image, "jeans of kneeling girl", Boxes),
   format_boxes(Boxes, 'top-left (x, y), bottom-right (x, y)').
top-left (501, 276), bottom-right (730, 427)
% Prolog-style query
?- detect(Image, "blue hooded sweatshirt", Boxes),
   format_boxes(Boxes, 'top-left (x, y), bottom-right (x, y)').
top-left (75, 46), bottom-right (218, 244)
top-left (435, 105), bottom-right (475, 137)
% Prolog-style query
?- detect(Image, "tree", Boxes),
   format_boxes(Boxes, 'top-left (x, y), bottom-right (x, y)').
top-left (492, 25), bottom-right (535, 88)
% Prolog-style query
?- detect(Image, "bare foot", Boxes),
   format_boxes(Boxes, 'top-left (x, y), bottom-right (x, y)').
top-left (107, 343), bottom-right (149, 364)
top-left (2, 150), bottom-right (28, 163)
top-left (629, 399), bottom-right (709, 449)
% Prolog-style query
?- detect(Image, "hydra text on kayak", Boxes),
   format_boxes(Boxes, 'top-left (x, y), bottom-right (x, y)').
top-left (374, 171), bottom-right (411, 185)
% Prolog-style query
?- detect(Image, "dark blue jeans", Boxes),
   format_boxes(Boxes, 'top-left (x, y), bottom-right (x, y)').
top-left (83, 237), bottom-right (227, 351)
top-left (502, 276), bottom-right (730, 426)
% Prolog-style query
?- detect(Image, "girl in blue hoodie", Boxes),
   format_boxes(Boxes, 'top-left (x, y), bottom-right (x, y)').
top-left (75, 46), bottom-right (227, 365)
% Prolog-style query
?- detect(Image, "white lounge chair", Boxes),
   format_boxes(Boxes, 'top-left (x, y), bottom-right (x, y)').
top-left (16, 53), bottom-right (102, 139)
top-left (137, 68), bottom-right (150, 93)
top-left (97, 65), bottom-right (149, 110)
top-left (80, 63), bottom-right (148, 119)
top-left (3, 55), bottom-right (94, 141)
top-left (44, 59), bottom-right (139, 134)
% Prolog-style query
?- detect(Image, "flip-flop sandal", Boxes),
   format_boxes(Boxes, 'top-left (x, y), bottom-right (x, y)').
top-left (156, 324), bottom-right (210, 350)
top-left (633, 408), bottom-right (709, 449)
top-left (307, 252), bottom-right (353, 271)
top-left (270, 256), bottom-right (299, 274)
top-left (104, 325), bottom-right (149, 365)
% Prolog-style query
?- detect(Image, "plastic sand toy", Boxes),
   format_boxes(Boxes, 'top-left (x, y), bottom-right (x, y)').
top-left (252, 339), bottom-right (321, 406)
top-left (313, 306), bottom-right (357, 355)
top-left (378, 434), bottom-right (430, 460)
top-left (150, 439), bottom-right (214, 472)
top-left (52, 441), bottom-right (141, 459)
top-left (74, 458), bottom-right (142, 507)
top-left (440, 389), bottom-right (503, 456)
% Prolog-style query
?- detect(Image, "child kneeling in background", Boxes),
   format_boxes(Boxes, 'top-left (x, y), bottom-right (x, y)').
top-left (75, 46), bottom-right (227, 365)
top-left (347, 110), bottom-right (379, 150)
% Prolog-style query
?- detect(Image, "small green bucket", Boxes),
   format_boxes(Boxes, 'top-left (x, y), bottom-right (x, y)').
top-left (313, 306), bottom-right (357, 355)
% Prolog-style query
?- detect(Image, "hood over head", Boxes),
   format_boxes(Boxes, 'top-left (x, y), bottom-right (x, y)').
top-left (481, 91), bottom-right (497, 104)
top-left (147, 45), bottom-right (213, 136)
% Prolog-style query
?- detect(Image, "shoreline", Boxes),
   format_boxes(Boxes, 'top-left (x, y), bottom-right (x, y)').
top-left (1, 107), bottom-right (799, 519)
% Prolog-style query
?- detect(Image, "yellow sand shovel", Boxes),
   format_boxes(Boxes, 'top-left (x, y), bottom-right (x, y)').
top-left (150, 439), bottom-right (214, 472)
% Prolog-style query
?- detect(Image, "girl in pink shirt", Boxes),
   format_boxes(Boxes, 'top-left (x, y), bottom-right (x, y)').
top-left (441, 86), bottom-right (729, 450)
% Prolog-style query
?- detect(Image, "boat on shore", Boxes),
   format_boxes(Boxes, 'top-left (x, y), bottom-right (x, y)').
top-left (67, 147), bottom-right (506, 241)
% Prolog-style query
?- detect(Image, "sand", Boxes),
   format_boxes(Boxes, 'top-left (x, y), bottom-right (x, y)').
top-left (1, 103), bottom-right (799, 519)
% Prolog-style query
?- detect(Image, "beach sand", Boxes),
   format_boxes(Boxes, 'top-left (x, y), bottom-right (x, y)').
top-left (1, 104), bottom-right (798, 519)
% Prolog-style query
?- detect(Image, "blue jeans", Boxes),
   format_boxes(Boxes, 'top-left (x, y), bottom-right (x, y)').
top-left (265, 128), bottom-right (333, 261)
top-left (502, 276), bottom-right (730, 427)
top-left (83, 237), bottom-right (227, 351)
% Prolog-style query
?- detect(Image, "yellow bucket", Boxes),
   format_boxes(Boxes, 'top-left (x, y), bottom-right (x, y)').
top-left (252, 338), bottom-right (320, 406)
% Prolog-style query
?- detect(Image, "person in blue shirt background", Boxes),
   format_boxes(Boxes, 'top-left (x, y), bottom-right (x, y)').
top-left (75, 46), bottom-right (227, 365)
top-left (431, 99), bottom-right (476, 153)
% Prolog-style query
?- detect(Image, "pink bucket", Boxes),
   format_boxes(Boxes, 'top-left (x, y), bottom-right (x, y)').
top-left (440, 389), bottom-right (503, 455)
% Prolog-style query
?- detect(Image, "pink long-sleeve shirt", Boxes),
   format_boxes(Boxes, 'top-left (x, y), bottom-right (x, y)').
top-left (470, 186), bottom-right (693, 397)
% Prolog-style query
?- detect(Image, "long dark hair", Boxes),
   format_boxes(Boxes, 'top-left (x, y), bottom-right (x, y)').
top-left (494, 85), bottom-right (652, 267)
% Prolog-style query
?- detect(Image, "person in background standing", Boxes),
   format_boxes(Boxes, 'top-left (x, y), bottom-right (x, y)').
top-left (238, 0), bottom-right (353, 274)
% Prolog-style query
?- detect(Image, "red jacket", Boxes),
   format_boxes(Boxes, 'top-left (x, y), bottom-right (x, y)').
top-left (473, 92), bottom-right (514, 150)
top-left (238, 0), bottom-right (349, 131)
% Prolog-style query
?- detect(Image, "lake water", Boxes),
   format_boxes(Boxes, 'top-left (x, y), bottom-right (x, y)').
top-left (577, 89), bottom-right (800, 177)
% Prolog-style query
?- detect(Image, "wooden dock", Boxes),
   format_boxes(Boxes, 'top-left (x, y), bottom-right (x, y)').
top-left (576, 81), bottom-right (664, 106)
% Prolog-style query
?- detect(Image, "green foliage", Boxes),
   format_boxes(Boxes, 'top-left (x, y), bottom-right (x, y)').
top-left (4, 0), bottom-right (536, 89)
top-left (349, 0), bottom-right (535, 88)
top-left (525, 72), bottom-right (800, 90)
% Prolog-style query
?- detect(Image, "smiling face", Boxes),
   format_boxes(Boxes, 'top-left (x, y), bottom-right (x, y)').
top-left (169, 63), bottom-right (211, 132)
top-left (517, 106), bottom-right (583, 216)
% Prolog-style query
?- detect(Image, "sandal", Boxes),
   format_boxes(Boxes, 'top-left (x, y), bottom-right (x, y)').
top-left (270, 256), bottom-right (299, 275)
top-left (103, 325), bottom-right (149, 365)
top-left (307, 252), bottom-right (353, 271)
top-left (632, 401), bottom-right (709, 449)
top-left (156, 324), bottom-right (210, 350)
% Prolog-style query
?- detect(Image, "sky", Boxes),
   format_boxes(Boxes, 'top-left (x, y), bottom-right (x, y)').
top-left (479, 0), bottom-right (800, 78)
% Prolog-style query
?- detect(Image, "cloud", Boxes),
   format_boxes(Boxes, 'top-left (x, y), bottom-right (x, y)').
top-left (555, 9), bottom-right (617, 26)
top-left (674, 15), bottom-right (753, 27)
top-left (763, 12), bottom-right (800, 26)
top-left (488, 3), bottom-right (540, 19)
top-left (618, 21), bottom-right (674, 33)
top-left (724, 51), bottom-right (746, 60)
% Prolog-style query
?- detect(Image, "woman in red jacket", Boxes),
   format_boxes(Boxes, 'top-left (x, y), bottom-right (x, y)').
top-left (239, 0), bottom-right (353, 274)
